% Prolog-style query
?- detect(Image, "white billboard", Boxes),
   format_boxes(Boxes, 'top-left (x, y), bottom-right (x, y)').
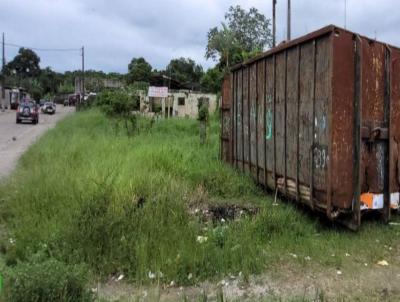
top-left (148, 86), bottom-right (169, 98)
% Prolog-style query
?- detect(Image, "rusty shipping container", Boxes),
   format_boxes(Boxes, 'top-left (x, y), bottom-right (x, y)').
top-left (220, 25), bottom-right (400, 229)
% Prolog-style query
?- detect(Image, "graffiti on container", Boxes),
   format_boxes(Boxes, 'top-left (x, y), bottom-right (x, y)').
top-left (266, 110), bottom-right (273, 140)
top-left (314, 114), bottom-right (327, 139)
top-left (266, 95), bottom-right (273, 140)
top-left (313, 144), bottom-right (328, 169)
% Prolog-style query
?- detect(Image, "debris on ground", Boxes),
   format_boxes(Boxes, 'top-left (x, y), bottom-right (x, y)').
top-left (377, 260), bottom-right (389, 266)
top-left (189, 203), bottom-right (260, 224)
top-left (197, 236), bottom-right (208, 243)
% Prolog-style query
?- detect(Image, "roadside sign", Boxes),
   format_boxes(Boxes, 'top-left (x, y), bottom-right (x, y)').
top-left (148, 86), bottom-right (168, 98)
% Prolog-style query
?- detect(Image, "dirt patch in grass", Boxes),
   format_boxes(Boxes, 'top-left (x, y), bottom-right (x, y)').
top-left (188, 202), bottom-right (260, 224)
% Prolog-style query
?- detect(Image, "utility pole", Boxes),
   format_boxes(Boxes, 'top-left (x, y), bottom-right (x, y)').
top-left (344, 0), bottom-right (347, 29)
top-left (1, 33), bottom-right (5, 110)
top-left (81, 46), bottom-right (85, 99)
top-left (272, 0), bottom-right (276, 47)
top-left (287, 0), bottom-right (291, 41)
top-left (168, 67), bottom-right (172, 118)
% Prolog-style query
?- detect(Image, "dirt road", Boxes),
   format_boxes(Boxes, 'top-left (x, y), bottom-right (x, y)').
top-left (0, 106), bottom-right (74, 180)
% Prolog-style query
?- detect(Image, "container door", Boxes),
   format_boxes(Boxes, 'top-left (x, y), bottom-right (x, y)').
top-left (356, 39), bottom-right (398, 223)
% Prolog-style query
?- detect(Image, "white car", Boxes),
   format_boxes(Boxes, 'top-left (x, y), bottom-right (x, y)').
top-left (41, 102), bottom-right (56, 114)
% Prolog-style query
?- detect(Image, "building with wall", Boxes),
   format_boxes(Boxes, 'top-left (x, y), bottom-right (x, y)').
top-left (0, 86), bottom-right (30, 109)
top-left (74, 77), bottom-right (123, 94)
top-left (139, 90), bottom-right (218, 118)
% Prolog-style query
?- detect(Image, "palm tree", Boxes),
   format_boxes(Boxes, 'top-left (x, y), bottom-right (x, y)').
top-left (206, 23), bottom-right (239, 68)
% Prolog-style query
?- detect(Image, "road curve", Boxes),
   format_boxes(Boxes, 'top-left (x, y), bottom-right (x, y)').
top-left (0, 106), bottom-right (74, 180)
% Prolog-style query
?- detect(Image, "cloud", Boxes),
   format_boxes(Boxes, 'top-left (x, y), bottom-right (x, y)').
top-left (1, 0), bottom-right (399, 73)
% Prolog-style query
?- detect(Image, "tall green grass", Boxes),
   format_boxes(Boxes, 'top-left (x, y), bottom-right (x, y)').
top-left (0, 109), bottom-right (399, 286)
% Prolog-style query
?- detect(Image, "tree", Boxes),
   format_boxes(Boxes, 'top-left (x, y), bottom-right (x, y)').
top-left (127, 57), bottom-right (152, 84)
top-left (225, 5), bottom-right (272, 52)
top-left (4, 48), bottom-right (41, 78)
top-left (206, 5), bottom-right (272, 67)
top-left (206, 23), bottom-right (240, 68)
top-left (38, 67), bottom-right (62, 95)
top-left (29, 79), bottom-right (44, 101)
top-left (200, 67), bottom-right (224, 94)
top-left (58, 82), bottom-right (74, 94)
top-left (166, 57), bottom-right (204, 86)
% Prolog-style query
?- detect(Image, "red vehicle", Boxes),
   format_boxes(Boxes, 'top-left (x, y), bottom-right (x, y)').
top-left (16, 101), bottom-right (39, 124)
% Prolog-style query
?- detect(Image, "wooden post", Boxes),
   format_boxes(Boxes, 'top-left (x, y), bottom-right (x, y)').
top-left (167, 96), bottom-right (170, 118)
top-left (200, 120), bottom-right (206, 145)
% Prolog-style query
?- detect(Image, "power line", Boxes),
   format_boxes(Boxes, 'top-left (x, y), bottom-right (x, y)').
top-left (2, 35), bottom-right (86, 98)
top-left (4, 42), bottom-right (81, 52)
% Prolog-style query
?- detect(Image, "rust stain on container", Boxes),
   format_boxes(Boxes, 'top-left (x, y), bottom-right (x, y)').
top-left (220, 25), bottom-right (400, 229)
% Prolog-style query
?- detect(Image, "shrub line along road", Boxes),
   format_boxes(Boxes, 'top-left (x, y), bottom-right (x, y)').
top-left (0, 106), bottom-right (74, 180)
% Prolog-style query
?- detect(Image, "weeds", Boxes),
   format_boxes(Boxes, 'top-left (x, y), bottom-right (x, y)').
top-left (0, 109), bottom-right (399, 293)
top-left (4, 257), bottom-right (93, 302)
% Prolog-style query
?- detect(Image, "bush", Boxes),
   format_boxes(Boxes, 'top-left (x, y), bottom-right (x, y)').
top-left (5, 259), bottom-right (93, 302)
top-left (96, 90), bottom-right (137, 117)
top-left (95, 90), bottom-right (141, 135)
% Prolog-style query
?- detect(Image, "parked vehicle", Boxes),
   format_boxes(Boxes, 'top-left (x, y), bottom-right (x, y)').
top-left (39, 99), bottom-right (47, 107)
top-left (16, 101), bottom-right (39, 124)
top-left (41, 102), bottom-right (56, 114)
top-left (65, 94), bottom-right (80, 106)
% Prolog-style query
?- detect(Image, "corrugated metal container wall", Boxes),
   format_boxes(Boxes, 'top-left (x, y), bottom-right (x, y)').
top-left (221, 25), bottom-right (400, 229)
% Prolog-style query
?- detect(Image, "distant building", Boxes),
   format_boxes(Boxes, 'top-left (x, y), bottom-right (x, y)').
top-left (139, 89), bottom-right (218, 119)
top-left (0, 86), bottom-right (30, 109)
top-left (74, 77), bottom-right (123, 94)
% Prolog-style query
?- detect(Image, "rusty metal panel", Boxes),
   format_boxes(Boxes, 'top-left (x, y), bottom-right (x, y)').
top-left (360, 40), bottom-right (386, 194)
top-left (236, 70), bottom-right (243, 170)
top-left (257, 60), bottom-right (266, 185)
top-left (224, 24), bottom-right (400, 228)
top-left (311, 36), bottom-right (332, 203)
top-left (221, 75), bottom-right (232, 163)
top-left (275, 52), bottom-right (286, 178)
top-left (242, 68), bottom-right (250, 172)
top-left (331, 29), bottom-right (355, 210)
top-left (390, 49), bottom-right (400, 194)
top-left (298, 41), bottom-right (315, 187)
top-left (286, 47), bottom-right (300, 183)
top-left (250, 64), bottom-right (258, 179)
top-left (232, 72), bottom-right (237, 166)
top-left (265, 57), bottom-right (275, 188)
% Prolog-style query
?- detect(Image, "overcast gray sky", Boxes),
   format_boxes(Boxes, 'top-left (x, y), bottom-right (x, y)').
top-left (1, 0), bottom-right (399, 73)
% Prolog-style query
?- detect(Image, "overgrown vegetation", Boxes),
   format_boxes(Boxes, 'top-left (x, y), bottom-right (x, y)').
top-left (3, 257), bottom-right (92, 302)
top-left (0, 110), bottom-right (400, 300)
top-left (95, 89), bottom-right (143, 135)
